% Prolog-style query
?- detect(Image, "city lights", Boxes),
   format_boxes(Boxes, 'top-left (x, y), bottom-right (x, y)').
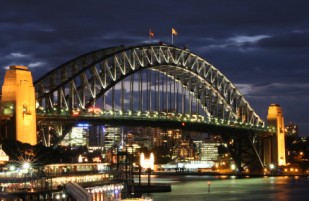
top-left (22, 162), bottom-right (30, 170)
top-left (140, 153), bottom-right (155, 170)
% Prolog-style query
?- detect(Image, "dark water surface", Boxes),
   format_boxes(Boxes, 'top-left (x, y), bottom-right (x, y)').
top-left (137, 175), bottom-right (309, 201)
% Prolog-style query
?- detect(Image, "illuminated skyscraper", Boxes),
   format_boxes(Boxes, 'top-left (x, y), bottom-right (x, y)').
top-left (1, 66), bottom-right (37, 145)
top-left (103, 126), bottom-right (121, 150)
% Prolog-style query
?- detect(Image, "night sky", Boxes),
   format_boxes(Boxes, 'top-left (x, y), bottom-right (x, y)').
top-left (1, 0), bottom-right (309, 136)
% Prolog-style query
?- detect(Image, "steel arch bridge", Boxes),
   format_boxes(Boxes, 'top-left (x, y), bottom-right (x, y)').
top-left (34, 44), bottom-right (270, 173)
top-left (35, 44), bottom-right (263, 126)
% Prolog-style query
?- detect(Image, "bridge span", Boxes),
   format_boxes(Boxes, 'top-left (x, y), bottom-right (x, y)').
top-left (1, 44), bottom-right (278, 174)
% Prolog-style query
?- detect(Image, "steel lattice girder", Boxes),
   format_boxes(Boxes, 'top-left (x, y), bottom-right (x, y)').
top-left (34, 44), bottom-right (264, 126)
top-left (220, 132), bottom-right (265, 173)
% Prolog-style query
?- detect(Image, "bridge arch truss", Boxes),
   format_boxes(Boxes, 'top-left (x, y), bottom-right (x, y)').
top-left (35, 44), bottom-right (264, 127)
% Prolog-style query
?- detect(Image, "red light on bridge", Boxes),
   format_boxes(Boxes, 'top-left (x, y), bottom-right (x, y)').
top-left (88, 107), bottom-right (102, 114)
top-left (181, 122), bottom-right (186, 127)
top-left (72, 110), bottom-right (80, 116)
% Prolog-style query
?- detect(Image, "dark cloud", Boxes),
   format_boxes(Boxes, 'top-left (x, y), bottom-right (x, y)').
top-left (1, 0), bottom-right (309, 135)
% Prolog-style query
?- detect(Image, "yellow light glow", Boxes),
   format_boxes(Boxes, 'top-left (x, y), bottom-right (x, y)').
top-left (267, 104), bottom-right (286, 166)
top-left (140, 152), bottom-right (155, 170)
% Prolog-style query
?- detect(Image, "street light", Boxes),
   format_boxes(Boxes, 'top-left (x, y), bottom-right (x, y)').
top-left (22, 162), bottom-right (30, 170)
top-left (9, 165), bottom-right (16, 171)
top-left (231, 164), bottom-right (236, 171)
top-left (270, 164), bottom-right (275, 175)
top-left (269, 164), bottom-right (275, 170)
top-left (22, 161), bottom-right (32, 189)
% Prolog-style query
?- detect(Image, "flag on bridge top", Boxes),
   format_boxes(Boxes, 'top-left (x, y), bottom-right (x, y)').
top-left (149, 29), bottom-right (154, 37)
top-left (149, 29), bottom-right (155, 43)
top-left (171, 28), bottom-right (177, 45)
top-left (172, 28), bottom-right (177, 35)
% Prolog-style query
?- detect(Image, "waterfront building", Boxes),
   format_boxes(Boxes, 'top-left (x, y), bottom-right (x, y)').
top-left (0, 162), bottom-right (123, 200)
top-left (199, 140), bottom-right (221, 161)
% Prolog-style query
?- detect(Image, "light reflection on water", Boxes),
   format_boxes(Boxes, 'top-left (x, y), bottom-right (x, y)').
top-left (139, 175), bottom-right (309, 201)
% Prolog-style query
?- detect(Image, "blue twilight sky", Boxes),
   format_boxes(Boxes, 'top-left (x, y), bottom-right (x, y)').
top-left (0, 0), bottom-right (309, 136)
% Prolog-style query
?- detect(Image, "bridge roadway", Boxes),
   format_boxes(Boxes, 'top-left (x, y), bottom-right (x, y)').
top-left (36, 113), bottom-right (270, 136)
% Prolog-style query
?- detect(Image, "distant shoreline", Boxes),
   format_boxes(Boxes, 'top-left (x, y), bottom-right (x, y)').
top-left (148, 171), bottom-right (309, 177)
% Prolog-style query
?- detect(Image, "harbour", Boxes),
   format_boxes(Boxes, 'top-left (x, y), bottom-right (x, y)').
top-left (147, 175), bottom-right (309, 201)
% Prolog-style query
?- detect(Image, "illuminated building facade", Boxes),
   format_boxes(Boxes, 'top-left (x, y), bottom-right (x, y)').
top-left (103, 127), bottom-right (121, 150)
top-left (62, 125), bottom-right (89, 146)
top-left (199, 140), bottom-right (221, 161)
top-left (266, 104), bottom-right (286, 167)
top-left (1, 66), bottom-right (37, 145)
top-left (285, 122), bottom-right (299, 136)
top-left (175, 140), bottom-right (196, 161)
top-left (143, 127), bottom-right (164, 147)
top-left (0, 162), bottom-right (123, 200)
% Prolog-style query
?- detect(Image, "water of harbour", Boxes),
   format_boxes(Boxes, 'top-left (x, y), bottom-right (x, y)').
top-left (137, 175), bottom-right (309, 201)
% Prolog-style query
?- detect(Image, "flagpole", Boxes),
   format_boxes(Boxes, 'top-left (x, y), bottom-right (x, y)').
top-left (171, 28), bottom-right (177, 45)
top-left (149, 29), bottom-right (151, 43)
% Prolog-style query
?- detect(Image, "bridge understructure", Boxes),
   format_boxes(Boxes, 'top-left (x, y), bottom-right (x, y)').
top-left (34, 44), bottom-right (272, 174)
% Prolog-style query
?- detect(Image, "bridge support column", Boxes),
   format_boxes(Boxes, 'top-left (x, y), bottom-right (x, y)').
top-left (266, 104), bottom-right (286, 168)
top-left (1, 66), bottom-right (37, 145)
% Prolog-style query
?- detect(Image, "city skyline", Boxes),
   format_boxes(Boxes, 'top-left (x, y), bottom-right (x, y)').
top-left (1, 0), bottom-right (308, 136)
